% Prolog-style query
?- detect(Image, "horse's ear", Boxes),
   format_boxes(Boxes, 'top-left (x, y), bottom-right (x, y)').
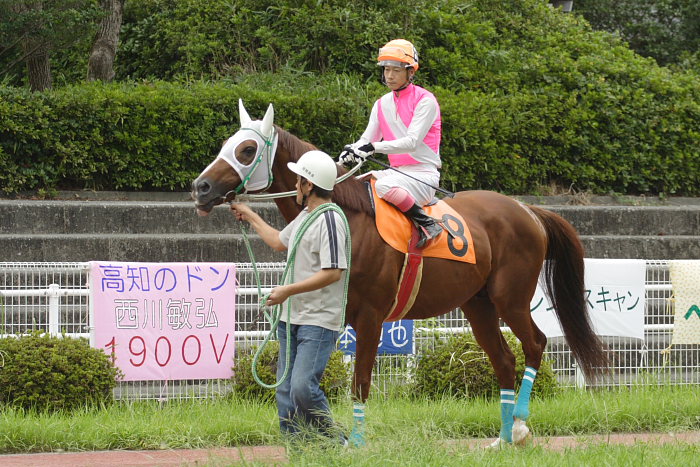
top-left (260, 103), bottom-right (274, 138)
top-left (239, 99), bottom-right (252, 127)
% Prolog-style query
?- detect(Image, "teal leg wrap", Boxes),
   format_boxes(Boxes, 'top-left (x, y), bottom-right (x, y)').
top-left (499, 389), bottom-right (515, 443)
top-left (349, 402), bottom-right (366, 447)
top-left (513, 366), bottom-right (537, 420)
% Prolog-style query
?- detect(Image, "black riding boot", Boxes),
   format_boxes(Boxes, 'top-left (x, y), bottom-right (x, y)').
top-left (405, 204), bottom-right (443, 248)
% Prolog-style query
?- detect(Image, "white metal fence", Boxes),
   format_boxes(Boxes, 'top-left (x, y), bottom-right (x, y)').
top-left (1, 260), bottom-right (698, 400)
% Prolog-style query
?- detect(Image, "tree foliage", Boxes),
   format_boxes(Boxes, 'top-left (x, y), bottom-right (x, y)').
top-left (0, 0), bottom-right (102, 88)
top-left (574, 0), bottom-right (700, 68)
top-left (0, 0), bottom-right (698, 195)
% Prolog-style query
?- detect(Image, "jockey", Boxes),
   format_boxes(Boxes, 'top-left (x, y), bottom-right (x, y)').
top-left (339, 38), bottom-right (443, 248)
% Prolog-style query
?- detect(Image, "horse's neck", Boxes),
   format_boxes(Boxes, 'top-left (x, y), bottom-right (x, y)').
top-left (273, 197), bottom-right (301, 223)
top-left (269, 127), bottom-right (373, 223)
top-left (269, 131), bottom-right (304, 223)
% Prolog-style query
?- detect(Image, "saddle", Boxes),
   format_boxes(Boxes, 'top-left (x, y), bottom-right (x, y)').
top-left (369, 180), bottom-right (476, 263)
top-left (368, 180), bottom-right (476, 321)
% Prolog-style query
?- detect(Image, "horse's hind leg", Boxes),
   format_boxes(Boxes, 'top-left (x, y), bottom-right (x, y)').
top-left (505, 314), bottom-right (547, 444)
top-left (489, 274), bottom-right (548, 445)
top-left (461, 295), bottom-right (516, 445)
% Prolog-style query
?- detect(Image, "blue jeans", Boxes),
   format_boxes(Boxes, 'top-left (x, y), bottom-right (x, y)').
top-left (276, 323), bottom-right (339, 437)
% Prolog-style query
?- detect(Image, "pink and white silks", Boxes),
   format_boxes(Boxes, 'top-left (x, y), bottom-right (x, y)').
top-left (354, 83), bottom-right (442, 207)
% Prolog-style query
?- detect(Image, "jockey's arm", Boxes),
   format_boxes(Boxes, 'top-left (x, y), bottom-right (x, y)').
top-left (354, 101), bottom-right (382, 147)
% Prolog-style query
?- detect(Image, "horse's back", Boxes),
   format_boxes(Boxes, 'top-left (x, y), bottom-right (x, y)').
top-left (444, 190), bottom-right (547, 265)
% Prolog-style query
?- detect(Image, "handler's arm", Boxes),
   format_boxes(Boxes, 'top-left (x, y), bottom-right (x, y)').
top-left (266, 268), bottom-right (342, 306)
top-left (230, 203), bottom-right (286, 251)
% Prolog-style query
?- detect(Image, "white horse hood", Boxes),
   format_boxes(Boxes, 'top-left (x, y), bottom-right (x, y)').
top-left (214, 100), bottom-right (278, 193)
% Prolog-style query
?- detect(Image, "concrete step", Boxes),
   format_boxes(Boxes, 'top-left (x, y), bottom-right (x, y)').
top-left (1, 198), bottom-right (699, 261)
top-left (0, 201), bottom-right (285, 235)
top-left (3, 201), bottom-right (700, 236)
top-left (579, 235), bottom-right (700, 259)
top-left (0, 233), bottom-right (286, 263)
top-left (546, 206), bottom-right (700, 236)
top-left (0, 233), bottom-right (695, 261)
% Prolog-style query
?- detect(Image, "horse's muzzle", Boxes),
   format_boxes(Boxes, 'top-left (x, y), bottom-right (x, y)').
top-left (191, 177), bottom-right (219, 215)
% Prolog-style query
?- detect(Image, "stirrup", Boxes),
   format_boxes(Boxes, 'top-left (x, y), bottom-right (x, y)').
top-left (415, 224), bottom-right (442, 249)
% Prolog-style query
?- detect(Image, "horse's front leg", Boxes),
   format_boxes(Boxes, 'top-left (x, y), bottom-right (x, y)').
top-left (349, 320), bottom-right (382, 447)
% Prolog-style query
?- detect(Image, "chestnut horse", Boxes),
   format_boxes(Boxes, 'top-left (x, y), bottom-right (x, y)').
top-left (191, 102), bottom-right (608, 447)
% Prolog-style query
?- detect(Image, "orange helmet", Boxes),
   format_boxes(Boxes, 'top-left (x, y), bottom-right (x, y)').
top-left (377, 39), bottom-right (419, 71)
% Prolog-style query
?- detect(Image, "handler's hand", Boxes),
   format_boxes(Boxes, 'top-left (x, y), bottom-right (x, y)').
top-left (230, 202), bottom-right (254, 222)
top-left (266, 285), bottom-right (291, 306)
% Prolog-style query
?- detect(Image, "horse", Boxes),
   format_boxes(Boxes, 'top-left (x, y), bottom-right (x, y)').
top-left (191, 101), bottom-right (608, 447)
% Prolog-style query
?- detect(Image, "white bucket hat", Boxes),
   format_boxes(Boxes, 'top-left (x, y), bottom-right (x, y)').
top-left (287, 150), bottom-right (338, 190)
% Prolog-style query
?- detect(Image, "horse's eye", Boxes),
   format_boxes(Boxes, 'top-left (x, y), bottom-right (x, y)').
top-left (237, 144), bottom-right (258, 165)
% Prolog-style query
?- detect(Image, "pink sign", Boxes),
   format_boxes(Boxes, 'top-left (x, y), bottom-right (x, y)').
top-left (90, 262), bottom-right (236, 381)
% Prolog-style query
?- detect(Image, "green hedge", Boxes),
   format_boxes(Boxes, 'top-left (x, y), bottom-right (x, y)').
top-left (0, 78), bottom-right (369, 193)
top-left (413, 332), bottom-right (559, 400)
top-left (2, 0), bottom-right (700, 195)
top-left (0, 333), bottom-right (120, 412)
top-left (1, 70), bottom-right (699, 195)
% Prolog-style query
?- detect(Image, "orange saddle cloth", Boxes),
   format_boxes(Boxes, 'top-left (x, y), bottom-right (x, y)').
top-left (371, 180), bottom-right (476, 263)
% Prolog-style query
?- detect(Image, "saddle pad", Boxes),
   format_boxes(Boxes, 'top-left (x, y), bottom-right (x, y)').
top-left (372, 180), bottom-right (476, 263)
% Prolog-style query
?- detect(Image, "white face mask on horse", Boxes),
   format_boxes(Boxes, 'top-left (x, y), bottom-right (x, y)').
top-left (204, 99), bottom-right (279, 195)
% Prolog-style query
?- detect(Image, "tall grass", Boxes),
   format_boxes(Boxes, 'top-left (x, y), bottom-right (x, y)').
top-left (288, 438), bottom-right (700, 467)
top-left (1, 385), bottom-right (698, 459)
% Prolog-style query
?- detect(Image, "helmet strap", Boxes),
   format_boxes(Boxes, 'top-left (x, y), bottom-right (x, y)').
top-left (380, 67), bottom-right (415, 90)
top-left (296, 178), bottom-right (310, 208)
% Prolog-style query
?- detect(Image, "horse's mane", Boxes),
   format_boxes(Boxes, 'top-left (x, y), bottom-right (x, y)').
top-left (276, 126), bottom-right (374, 216)
top-left (276, 126), bottom-right (316, 161)
top-left (332, 168), bottom-right (375, 217)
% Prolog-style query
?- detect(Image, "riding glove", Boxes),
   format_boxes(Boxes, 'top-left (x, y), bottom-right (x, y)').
top-left (352, 143), bottom-right (375, 160)
top-left (338, 145), bottom-right (357, 165)
top-left (338, 142), bottom-right (375, 165)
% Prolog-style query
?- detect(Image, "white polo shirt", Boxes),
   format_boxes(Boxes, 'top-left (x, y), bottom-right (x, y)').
top-left (278, 206), bottom-right (349, 331)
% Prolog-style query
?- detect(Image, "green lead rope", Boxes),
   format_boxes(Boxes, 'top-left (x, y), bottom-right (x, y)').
top-left (246, 203), bottom-right (352, 389)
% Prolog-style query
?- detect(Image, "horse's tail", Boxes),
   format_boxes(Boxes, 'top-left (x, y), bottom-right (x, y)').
top-left (529, 206), bottom-right (609, 380)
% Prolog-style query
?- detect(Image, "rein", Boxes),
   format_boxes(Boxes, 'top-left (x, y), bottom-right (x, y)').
top-left (229, 159), bottom-right (366, 202)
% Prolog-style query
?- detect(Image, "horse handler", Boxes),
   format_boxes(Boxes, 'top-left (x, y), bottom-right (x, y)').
top-left (230, 150), bottom-right (349, 445)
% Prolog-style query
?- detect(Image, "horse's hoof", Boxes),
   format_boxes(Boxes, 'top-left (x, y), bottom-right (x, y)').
top-left (349, 429), bottom-right (366, 447)
top-left (486, 437), bottom-right (508, 449)
top-left (512, 419), bottom-right (531, 446)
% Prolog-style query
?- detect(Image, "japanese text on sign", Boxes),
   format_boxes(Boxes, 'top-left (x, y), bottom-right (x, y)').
top-left (91, 262), bottom-right (237, 381)
top-left (339, 320), bottom-right (414, 355)
top-left (530, 259), bottom-right (646, 340)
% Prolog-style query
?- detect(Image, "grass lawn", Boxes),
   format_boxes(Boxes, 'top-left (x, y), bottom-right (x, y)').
top-left (1, 385), bottom-right (699, 465)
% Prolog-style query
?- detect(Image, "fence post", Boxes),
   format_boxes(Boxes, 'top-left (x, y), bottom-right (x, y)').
top-left (48, 283), bottom-right (60, 336)
top-left (574, 360), bottom-right (587, 389)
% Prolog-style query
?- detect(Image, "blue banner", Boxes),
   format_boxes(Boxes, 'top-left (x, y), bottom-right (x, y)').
top-left (338, 320), bottom-right (414, 355)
